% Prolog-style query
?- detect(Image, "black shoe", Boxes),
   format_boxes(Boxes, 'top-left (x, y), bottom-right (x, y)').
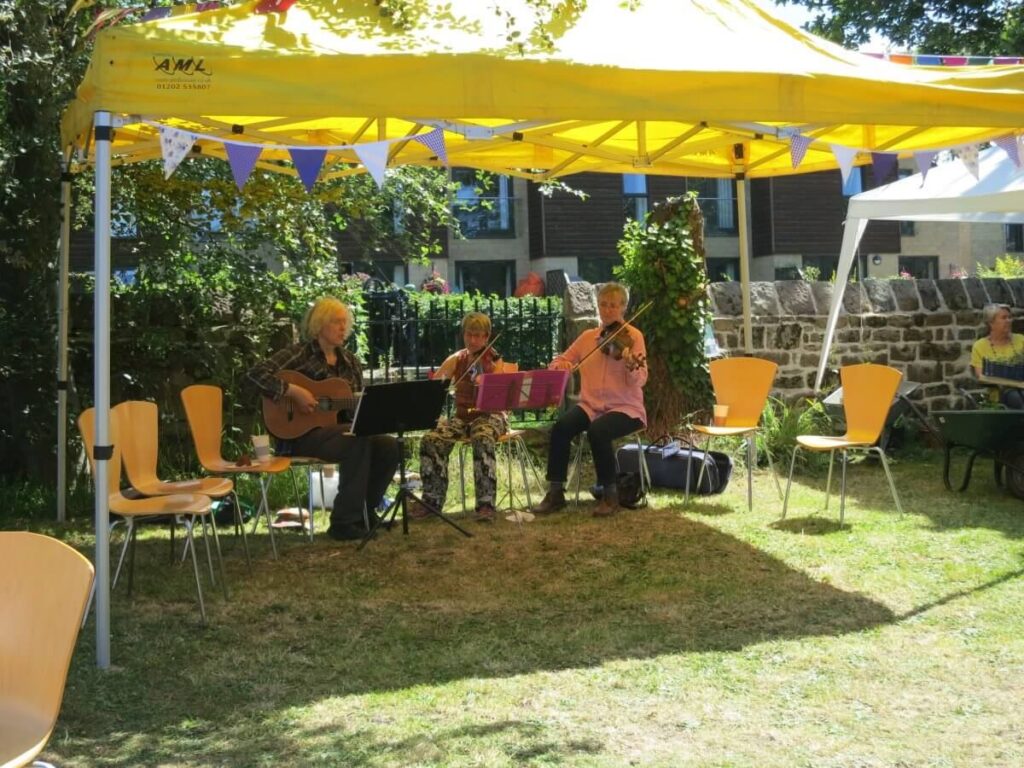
top-left (327, 522), bottom-right (373, 541)
top-left (531, 490), bottom-right (566, 515)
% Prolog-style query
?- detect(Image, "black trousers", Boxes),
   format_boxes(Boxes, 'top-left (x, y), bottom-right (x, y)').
top-left (289, 426), bottom-right (399, 526)
top-left (546, 406), bottom-right (643, 488)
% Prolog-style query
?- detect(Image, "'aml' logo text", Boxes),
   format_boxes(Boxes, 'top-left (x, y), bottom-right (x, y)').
top-left (153, 56), bottom-right (212, 77)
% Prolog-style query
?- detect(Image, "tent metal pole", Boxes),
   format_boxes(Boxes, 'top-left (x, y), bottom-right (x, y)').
top-left (57, 158), bottom-right (72, 523)
top-left (736, 177), bottom-right (753, 353)
top-left (93, 111), bottom-right (112, 670)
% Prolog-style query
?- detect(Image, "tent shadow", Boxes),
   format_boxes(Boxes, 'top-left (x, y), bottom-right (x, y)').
top-left (769, 516), bottom-right (849, 535)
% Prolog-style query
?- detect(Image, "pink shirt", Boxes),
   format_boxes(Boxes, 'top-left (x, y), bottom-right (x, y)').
top-left (551, 326), bottom-right (648, 426)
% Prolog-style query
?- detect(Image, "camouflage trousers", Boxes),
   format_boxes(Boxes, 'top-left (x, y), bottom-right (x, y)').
top-left (419, 413), bottom-right (507, 509)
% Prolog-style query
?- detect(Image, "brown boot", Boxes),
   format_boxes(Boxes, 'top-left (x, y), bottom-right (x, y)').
top-left (531, 489), bottom-right (566, 515)
top-left (592, 496), bottom-right (619, 518)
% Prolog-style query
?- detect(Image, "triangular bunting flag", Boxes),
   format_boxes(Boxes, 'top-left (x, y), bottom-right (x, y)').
top-left (870, 152), bottom-right (898, 184)
top-left (914, 151), bottom-right (937, 183)
top-left (159, 126), bottom-right (197, 179)
top-left (225, 142), bottom-right (263, 191)
top-left (412, 128), bottom-right (448, 165)
top-left (830, 144), bottom-right (858, 185)
top-left (789, 135), bottom-right (813, 169)
top-left (959, 145), bottom-right (980, 179)
top-left (994, 134), bottom-right (1022, 168)
top-left (288, 148), bottom-right (327, 192)
top-left (353, 141), bottom-right (390, 188)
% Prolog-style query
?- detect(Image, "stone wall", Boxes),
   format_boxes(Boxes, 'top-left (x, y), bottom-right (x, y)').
top-left (710, 277), bottom-right (1024, 411)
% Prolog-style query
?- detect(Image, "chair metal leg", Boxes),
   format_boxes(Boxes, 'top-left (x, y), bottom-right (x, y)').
top-left (694, 435), bottom-right (713, 497)
top-left (570, 438), bottom-right (587, 506)
top-left (256, 476), bottom-right (278, 559)
top-left (183, 517), bottom-right (208, 625)
top-left (745, 436), bottom-right (754, 511)
top-left (199, 515), bottom-right (216, 586)
top-left (824, 451), bottom-right (835, 511)
top-left (206, 512), bottom-right (228, 599)
top-left (232, 491), bottom-right (252, 571)
top-left (684, 440), bottom-right (694, 505)
top-left (764, 443), bottom-right (784, 499)
top-left (873, 447), bottom-right (904, 517)
top-left (112, 519), bottom-right (133, 590)
top-left (839, 449), bottom-right (848, 525)
top-left (782, 445), bottom-right (800, 519)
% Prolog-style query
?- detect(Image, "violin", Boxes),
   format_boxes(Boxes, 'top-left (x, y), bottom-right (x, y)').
top-left (598, 321), bottom-right (646, 370)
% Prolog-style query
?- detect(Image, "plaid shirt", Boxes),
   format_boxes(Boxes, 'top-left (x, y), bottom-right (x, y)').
top-left (246, 339), bottom-right (363, 404)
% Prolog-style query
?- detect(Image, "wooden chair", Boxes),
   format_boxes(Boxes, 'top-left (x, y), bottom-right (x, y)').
top-left (782, 363), bottom-right (904, 525)
top-left (78, 407), bottom-right (216, 623)
top-left (0, 532), bottom-right (93, 768)
top-left (113, 400), bottom-right (235, 578)
top-left (180, 385), bottom-right (291, 559)
top-left (688, 357), bottom-right (782, 510)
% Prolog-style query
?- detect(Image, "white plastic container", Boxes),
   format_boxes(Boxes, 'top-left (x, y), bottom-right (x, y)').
top-left (309, 466), bottom-right (340, 510)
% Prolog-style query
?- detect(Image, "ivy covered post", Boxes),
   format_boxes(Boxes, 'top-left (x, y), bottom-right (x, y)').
top-left (616, 193), bottom-right (713, 437)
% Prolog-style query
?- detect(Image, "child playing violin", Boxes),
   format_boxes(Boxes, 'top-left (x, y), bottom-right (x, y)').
top-left (532, 282), bottom-right (647, 518)
top-left (412, 312), bottom-right (509, 522)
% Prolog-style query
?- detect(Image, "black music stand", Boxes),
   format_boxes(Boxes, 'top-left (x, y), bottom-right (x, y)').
top-left (353, 379), bottom-right (472, 548)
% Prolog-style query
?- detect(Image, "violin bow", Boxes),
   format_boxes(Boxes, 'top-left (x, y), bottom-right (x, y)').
top-left (570, 300), bottom-right (654, 373)
top-left (449, 331), bottom-right (504, 388)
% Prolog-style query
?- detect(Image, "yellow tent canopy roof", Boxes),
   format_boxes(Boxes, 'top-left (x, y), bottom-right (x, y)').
top-left (61, 0), bottom-right (1024, 180)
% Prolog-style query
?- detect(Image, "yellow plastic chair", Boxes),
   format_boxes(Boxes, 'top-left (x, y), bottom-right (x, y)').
top-left (78, 408), bottom-right (216, 623)
top-left (113, 400), bottom-right (235, 579)
top-left (782, 363), bottom-right (904, 525)
top-left (180, 384), bottom-right (291, 559)
top-left (688, 357), bottom-right (782, 510)
top-left (0, 532), bottom-right (93, 768)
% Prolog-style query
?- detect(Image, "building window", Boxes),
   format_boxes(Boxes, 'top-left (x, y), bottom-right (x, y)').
top-left (623, 174), bottom-right (649, 222)
top-left (452, 169), bottom-right (515, 238)
top-left (898, 255), bottom-right (938, 279)
top-left (1007, 224), bottom-right (1024, 252)
top-left (708, 258), bottom-right (739, 282)
top-left (455, 260), bottom-right (515, 296)
top-left (684, 178), bottom-right (737, 236)
top-left (578, 257), bottom-right (620, 284)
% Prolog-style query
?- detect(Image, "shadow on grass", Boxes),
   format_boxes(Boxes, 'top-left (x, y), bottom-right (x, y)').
top-left (53, 507), bottom-right (898, 766)
top-left (768, 517), bottom-right (849, 535)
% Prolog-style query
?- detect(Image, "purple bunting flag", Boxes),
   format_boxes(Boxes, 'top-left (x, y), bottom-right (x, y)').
top-left (288, 148), bottom-right (327, 192)
top-left (789, 135), bottom-right (813, 169)
top-left (994, 135), bottom-right (1022, 168)
top-left (913, 151), bottom-right (937, 184)
top-left (412, 128), bottom-right (448, 165)
top-left (225, 142), bottom-right (263, 191)
top-left (870, 152), bottom-right (898, 184)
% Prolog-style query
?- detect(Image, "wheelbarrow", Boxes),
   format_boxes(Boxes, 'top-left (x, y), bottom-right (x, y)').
top-left (932, 410), bottom-right (1024, 500)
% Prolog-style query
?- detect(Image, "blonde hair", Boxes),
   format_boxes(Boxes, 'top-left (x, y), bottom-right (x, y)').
top-left (462, 311), bottom-right (492, 336)
top-left (597, 282), bottom-right (629, 306)
top-left (303, 297), bottom-right (353, 341)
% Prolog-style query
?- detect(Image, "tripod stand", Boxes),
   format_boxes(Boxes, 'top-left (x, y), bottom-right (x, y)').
top-left (353, 379), bottom-right (472, 549)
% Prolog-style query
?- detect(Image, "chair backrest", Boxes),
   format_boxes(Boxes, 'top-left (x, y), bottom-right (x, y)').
top-left (180, 384), bottom-right (226, 469)
top-left (840, 363), bottom-right (903, 444)
top-left (77, 407), bottom-right (123, 498)
top-left (0, 532), bottom-right (94, 766)
top-left (112, 400), bottom-right (162, 490)
top-left (709, 357), bottom-right (778, 428)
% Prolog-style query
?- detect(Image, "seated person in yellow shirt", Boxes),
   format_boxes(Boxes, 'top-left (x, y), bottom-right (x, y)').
top-left (970, 303), bottom-right (1024, 409)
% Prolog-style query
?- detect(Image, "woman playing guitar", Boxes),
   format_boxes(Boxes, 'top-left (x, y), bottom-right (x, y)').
top-left (532, 282), bottom-right (647, 518)
top-left (413, 311), bottom-right (509, 522)
top-left (245, 297), bottom-right (399, 541)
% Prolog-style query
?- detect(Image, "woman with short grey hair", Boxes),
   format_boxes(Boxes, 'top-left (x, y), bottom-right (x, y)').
top-left (970, 303), bottom-right (1024, 408)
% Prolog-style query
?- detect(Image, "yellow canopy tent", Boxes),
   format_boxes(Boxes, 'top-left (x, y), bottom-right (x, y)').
top-left (61, 0), bottom-right (1024, 668)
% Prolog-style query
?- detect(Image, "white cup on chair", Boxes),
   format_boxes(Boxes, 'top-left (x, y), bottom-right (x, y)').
top-left (251, 434), bottom-right (271, 463)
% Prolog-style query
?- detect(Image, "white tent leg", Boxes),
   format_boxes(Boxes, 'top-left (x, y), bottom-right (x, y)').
top-left (93, 111), bottom-right (112, 669)
top-left (736, 177), bottom-right (753, 354)
top-left (57, 159), bottom-right (72, 522)
top-left (814, 217), bottom-right (868, 391)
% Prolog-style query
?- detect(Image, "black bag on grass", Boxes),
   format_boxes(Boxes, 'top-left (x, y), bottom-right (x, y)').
top-left (616, 442), bottom-right (733, 495)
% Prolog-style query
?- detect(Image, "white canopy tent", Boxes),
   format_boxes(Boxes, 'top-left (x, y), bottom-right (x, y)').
top-left (816, 146), bottom-right (1024, 391)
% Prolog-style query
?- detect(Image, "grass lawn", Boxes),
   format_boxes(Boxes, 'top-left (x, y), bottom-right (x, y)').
top-left (17, 449), bottom-right (1024, 767)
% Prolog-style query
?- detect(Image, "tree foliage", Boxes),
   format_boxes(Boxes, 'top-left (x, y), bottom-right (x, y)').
top-left (778, 0), bottom-right (1024, 55)
top-left (615, 195), bottom-right (713, 437)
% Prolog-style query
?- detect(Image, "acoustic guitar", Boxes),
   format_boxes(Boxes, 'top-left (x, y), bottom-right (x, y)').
top-left (262, 370), bottom-right (361, 440)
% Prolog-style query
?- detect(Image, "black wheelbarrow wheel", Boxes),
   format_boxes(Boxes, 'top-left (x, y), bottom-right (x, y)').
top-left (1003, 449), bottom-right (1024, 501)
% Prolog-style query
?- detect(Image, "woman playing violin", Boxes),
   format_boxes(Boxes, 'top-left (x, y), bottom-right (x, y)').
top-left (533, 282), bottom-right (647, 518)
top-left (414, 312), bottom-right (509, 522)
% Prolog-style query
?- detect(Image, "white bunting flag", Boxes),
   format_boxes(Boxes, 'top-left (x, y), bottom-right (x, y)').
top-left (960, 145), bottom-right (980, 179)
top-left (159, 126), bottom-right (197, 179)
top-left (830, 144), bottom-right (858, 185)
top-left (412, 128), bottom-right (449, 165)
top-left (994, 134), bottom-right (1022, 168)
top-left (789, 135), bottom-right (813, 169)
top-left (353, 141), bottom-right (390, 188)
top-left (914, 151), bottom-right (937, 184)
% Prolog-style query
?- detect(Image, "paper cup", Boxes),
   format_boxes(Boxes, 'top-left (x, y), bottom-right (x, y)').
top-left (252, 433), bottom-right (271, 462)
top-left (713, 404), bottom-right (729, 427)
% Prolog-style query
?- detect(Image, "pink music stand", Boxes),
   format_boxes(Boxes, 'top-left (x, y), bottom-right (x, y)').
top-left (474, 369), bottom-right (570, 413)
